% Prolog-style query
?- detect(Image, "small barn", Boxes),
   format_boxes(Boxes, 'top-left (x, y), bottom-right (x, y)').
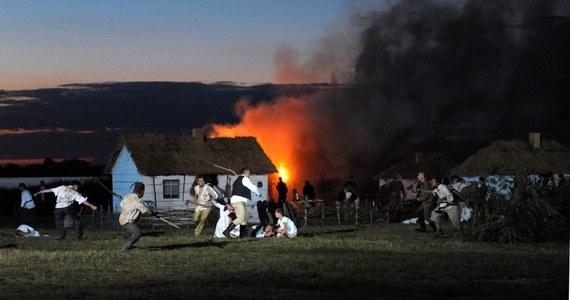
top-left (104, 133), bottom-right (277, 212)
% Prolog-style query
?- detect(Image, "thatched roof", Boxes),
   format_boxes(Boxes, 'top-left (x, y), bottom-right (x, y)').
top-left (104, 135), bottom-right (277, 176)
top-left (374, 153), bottom-right (457, 179)
top-left (452, 139), bottom-right (570, 176)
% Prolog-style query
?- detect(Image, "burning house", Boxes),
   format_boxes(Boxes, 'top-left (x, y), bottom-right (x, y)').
top-left (104, 131), bottom-right (277, 213)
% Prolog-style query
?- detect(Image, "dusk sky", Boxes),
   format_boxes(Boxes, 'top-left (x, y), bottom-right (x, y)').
top-left (1, 0), bottom-right (568, 185)
top-left (1, 0), bottom-right (350, 90)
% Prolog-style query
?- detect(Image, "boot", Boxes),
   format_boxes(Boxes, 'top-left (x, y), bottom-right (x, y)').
top-left (416, 216), bottom-right (427, 232)
top-left (223, 223), bottom-right (237, 239)
top-left (396, 211), bottom-right (402, 223)
top-left (239, 225), bottom-right (248, 239)
top-left (428, 220), bottom-right (437, 233)
top-left (435, 229), bottom-right (446, 238)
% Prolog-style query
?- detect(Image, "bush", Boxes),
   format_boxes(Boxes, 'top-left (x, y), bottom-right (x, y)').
top-left (461, 176), bottom-right (568, 243)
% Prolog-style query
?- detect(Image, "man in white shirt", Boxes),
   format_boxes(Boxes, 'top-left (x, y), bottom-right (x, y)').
top-left (35, 180), bottom-right (97, 241)
top-left (223, 167), bottom-right (260, 239)
top-left (428, 177), bottom-right (460, 238)
top-left (187, 175), bottom-right (218, 236)
top-left (18, 183), bottom-right (36, 223)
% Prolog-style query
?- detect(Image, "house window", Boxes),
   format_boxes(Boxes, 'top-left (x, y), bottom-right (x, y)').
top-left (163, 180), bottom-right (180, 199)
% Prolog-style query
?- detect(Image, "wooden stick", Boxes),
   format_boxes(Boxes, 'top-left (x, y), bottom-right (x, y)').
top-left (212, 164), bottom-right (237, 176)
top-left (157, 217), bottom-right (180, 229)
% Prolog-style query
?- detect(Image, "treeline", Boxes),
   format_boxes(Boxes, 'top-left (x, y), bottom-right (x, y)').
top-left (0, 158), bottom-right (104, 177)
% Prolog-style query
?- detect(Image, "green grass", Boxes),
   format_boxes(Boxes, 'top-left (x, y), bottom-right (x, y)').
top-left (0, 223), bottom-right (568, 299)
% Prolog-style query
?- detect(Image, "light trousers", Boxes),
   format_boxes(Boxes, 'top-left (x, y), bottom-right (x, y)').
top-left (231, 202), bottom-right (248, 226)
top-left (194, 208), bottom-right (211, 236)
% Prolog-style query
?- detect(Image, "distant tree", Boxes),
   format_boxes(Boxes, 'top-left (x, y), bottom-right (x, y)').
top-left (43, 157), bottom-right (56, 166)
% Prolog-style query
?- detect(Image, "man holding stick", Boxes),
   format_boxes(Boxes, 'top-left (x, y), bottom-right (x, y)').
top-left (119, 182), bottom-right (155, 251)
top-left (223, 167), bottom-right (261, 239)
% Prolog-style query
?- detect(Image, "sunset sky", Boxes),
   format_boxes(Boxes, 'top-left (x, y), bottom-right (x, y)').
top-left (0, 0), bottom-right (346, 90)
top-left (0, 0), bottom-right (568, 186)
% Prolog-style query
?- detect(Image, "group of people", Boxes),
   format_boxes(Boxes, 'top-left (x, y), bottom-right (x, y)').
top-left (409, 172), bottom-right (488, 238)
top-left (14, 180), bottom-right (98, 241)
top-left (117, 167), bottom-right (298, 251)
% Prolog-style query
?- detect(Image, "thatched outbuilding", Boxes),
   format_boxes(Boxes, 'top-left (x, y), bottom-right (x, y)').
top-left (452, 139), bottom-right (570, 177)
top-left (105, 133), bottom-right (277, 211)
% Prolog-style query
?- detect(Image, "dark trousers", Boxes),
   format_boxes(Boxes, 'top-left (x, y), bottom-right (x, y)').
top-left (20, 207), bottom-right (36, 223)
top-left (122, 222), bottom-right (141, 250)
top-left (54, 205), bottom-right (83, 239)
top-left (415, 202), bottom-right (433, 230)
top-left (278, 194), bottom-right (286, 206)
top-left (267, 201), bottom-right (277, 224)
top-left (257, 201), bottom-right (269, 225)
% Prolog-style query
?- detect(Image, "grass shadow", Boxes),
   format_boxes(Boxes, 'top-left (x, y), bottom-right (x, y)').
top-left (144, 240), bottom-right (230, 251)
top-left (0, 243), bottom-right (18, 249)
top-left (299, 228), bottom-right (360, 237)
top-left (141, 231), bottom-right (166, 237)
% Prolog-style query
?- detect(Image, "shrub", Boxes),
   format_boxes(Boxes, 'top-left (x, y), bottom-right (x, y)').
top-left (461, 176), bottom-right (568, 243)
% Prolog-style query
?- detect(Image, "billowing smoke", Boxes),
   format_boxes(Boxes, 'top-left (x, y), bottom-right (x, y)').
top-left (212, 0), bottom-right (570, 195)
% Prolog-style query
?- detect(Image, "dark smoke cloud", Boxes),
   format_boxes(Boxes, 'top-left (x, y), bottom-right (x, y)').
top-left (276, 0), bottom-right (570, 186)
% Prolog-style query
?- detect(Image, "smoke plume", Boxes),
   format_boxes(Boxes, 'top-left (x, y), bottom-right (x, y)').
top-left (212, 0), bottom-right (570, 194)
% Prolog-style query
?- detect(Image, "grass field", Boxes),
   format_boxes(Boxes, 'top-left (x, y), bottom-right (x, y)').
top-left (0, 221), bottom-right (568, 300)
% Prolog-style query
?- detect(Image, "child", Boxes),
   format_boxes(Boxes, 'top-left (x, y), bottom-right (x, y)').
top-left (275, 208), bottom-right (297, 238)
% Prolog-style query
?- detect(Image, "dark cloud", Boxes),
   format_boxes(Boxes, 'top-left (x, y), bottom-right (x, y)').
top-left (252, 0), bottom-right (570, 188)
top-left (0, 82), bottom-right (325, 164)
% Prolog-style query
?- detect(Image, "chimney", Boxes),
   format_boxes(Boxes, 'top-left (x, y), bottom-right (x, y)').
top-left (529, 132), bottom-right (541, 149)
top-left (192, 128), bottom-right (205, 143)
top-left (415, 152), bottom-right (423, 164)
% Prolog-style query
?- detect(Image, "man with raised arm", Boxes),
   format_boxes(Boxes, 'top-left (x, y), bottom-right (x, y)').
top-left (223, 167), bottom-right (261, 239)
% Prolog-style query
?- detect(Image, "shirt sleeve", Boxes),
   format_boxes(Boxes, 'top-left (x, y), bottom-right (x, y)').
top-left (242, 176), bottom-right (260, 195)
top-left (206, 185), bottom-right (218, 199)
top-left (135, 200), bottom-right (149, 214)
top-left (74, 194), bottom-right (88, 205)
top-left (51, 186), bottom-right (63, 197)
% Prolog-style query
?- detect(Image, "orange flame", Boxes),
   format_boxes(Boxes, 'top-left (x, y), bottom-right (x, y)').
top-left (278, 166), bottom-right (289, 182)
top-left (210, 96), bottom-right (318, 186)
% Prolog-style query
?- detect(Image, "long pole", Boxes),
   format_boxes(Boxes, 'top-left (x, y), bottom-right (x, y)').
top-left (156, 216), bottom-right (180, 229)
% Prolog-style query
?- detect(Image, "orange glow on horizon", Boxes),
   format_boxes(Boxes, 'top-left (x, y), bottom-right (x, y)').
top-left (0, 157), bottom-right (95, 166)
